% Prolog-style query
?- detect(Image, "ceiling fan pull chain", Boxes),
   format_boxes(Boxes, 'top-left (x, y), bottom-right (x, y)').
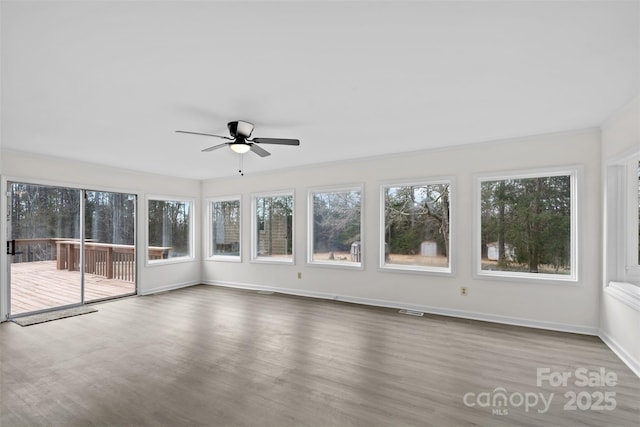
top-left (239, 154), bottom-right (244, 176)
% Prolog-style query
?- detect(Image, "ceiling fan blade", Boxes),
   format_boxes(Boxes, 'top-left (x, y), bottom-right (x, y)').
top-left (176, 130), bottom-right (232, 140)
top-left (202, 143), bottom-right (229, 152)
top-left (250, 144), bottom-right (271, 157)
top-left (251, 137), bottom-right (300, 146)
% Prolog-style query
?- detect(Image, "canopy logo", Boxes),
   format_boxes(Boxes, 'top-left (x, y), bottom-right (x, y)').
top-left (463, 388), bottom-right (553, 416)
top-left (462, 367), bottom-right (618, 416)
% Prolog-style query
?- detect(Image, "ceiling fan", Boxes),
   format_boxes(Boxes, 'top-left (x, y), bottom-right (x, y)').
top-left (176, 120), bottom-right (300, 157)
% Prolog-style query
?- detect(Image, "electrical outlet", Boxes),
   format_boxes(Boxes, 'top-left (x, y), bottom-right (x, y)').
top-left (297, 272), bottom-right (302, 279)
top-left (460, 287), bottom-right (468, 296)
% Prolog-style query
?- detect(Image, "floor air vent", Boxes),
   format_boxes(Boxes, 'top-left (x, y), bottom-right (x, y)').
top-left (398, 309), bottom-right (424, 317)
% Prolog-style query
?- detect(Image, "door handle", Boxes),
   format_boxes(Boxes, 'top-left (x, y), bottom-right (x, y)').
top-left (6, 240), bottom-right (23, 256)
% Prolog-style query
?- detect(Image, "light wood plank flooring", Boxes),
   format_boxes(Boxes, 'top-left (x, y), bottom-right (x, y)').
top-left (9, 261), bottom-right (135, 314)
top-left (1, 285), bottom-right (638, 426)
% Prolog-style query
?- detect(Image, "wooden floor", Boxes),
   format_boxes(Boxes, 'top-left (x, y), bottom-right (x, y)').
top-left (1, 285), bottom-right (638, 426)
top-left (9, 261), bottom-right (135, 315)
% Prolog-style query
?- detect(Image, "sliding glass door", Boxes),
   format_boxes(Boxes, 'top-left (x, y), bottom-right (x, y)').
top-left (7, 182), bottom-right (137, 317)
top-left (84, 191), bottom-right (136, 302)
top-left (7, 183), bottom-right (82, 315)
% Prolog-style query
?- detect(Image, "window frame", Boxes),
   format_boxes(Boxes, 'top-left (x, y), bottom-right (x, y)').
top-left (250, 189), bottom-right (295, 264)
top-left (307, 184), bottom-right (364, 269)
top-left (205, 195), bottom-right (241, 263)
top-left (473, 166), bottom-right (581, 284)
top-left (604, 148), bottom-right (640, 310)
top-left (379, 177), bottom-right (455, 275)
top-left (146, 195), bottom-right (196, 266)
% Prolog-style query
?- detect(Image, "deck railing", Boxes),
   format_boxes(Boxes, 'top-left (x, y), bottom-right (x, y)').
top-left (10, 238), bottom-right (60, 263)
top-left (11, 238), bottom-right (169, 283)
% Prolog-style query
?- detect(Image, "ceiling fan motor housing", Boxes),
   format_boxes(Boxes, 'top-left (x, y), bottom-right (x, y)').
top-left (228, 120), bottom-right (254, 138)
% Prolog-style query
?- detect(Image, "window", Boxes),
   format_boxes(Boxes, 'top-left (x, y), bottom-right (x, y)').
top-left (251, 191), bottom-right (294, 263)
top-left (604, 150), bottom-right (640, 309)
top-left (308, 186), bottom-right (363, 267)
top-left (147, 197), bottom-right (194, 263)
top-left (208, 196), bottom-right (241, 261)
top-left (636, 160), bottom-right (640, 264)
top-left (475, 168), bottom-right (578, 282)
top-left (632, 159), bottom-right (640, 274)
top-left (381, 180), bottom-right (453, 273)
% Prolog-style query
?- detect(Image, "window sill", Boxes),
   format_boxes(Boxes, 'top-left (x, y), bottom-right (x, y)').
top-left (206, 256), bottom-right (241, 263)
top-left (606, 281), bottom-right (640, 311)
top-left (308, 260), bottom-right (363, 270)
top-left (380, 264), bottom-right (453, 276)
top-left (146, 257), bottom-right (196, 267)
top-left (250, 257), bottom-right (294, 265)
top-left (474, 270), bottom-right (579, 286)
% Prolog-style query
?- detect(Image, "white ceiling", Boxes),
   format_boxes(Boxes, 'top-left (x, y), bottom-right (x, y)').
top-left (1, 1), bottom-right (638, 180)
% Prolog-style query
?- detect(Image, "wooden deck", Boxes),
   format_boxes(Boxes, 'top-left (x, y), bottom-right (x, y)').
top-left (10, 261), bottom-right (135, 315)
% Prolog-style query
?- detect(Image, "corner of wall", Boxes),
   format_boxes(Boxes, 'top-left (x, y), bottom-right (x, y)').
top-left (599, 95), bottom-right (640, 379)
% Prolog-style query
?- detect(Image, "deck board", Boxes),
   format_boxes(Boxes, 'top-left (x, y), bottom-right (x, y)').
top-left (9, 261), bottom-right (135, 315)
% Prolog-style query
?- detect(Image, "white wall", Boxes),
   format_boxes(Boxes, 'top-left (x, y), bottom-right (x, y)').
top-left (202, 128), bottom-right (602, 334)
top-left (3, 123), bottom-right (635, 373)
top-left (600, 97), bottom-right (640, 375)
top-left (0, 150), bottom-right (202, 319)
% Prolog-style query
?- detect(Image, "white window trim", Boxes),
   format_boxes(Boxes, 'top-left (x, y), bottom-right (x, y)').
top-left (145, 195), bottom-right (196, 266)
top-left (604, 148), bottom-right (640, 310)
top-left (379, 177), bottom-right (455, 275)
top-left (205, 195), bottom-right (241, 263)
top-left (307, 184), bottom-right (364, 270)
top-left (473, 166), bottom-right (581, 284)
top-left (250, 189), bottom-right (295, 264)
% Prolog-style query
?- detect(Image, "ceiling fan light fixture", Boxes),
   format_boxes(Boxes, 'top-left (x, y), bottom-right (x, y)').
top-left (230, 143), bottom-right (250, 154)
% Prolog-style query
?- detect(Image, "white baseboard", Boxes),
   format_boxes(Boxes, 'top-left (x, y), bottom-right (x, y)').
top-left (337, 295), bottom-right (600, 336)
top-left (203, 280), bottom-right (640, 378)
top-left (69, 278), bottom-right (636, 380)
top-left (598, 330), bottom-right (640, 378)
top-left (203, 280), bottom-right (599, 336)
top-left (202, 280), bottom-right (336, 301)
top-left (140, 280), bottom-right (200, 296)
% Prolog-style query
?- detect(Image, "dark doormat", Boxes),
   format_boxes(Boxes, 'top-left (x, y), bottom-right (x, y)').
top-left (12, 306), bottom-right (98, 326)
